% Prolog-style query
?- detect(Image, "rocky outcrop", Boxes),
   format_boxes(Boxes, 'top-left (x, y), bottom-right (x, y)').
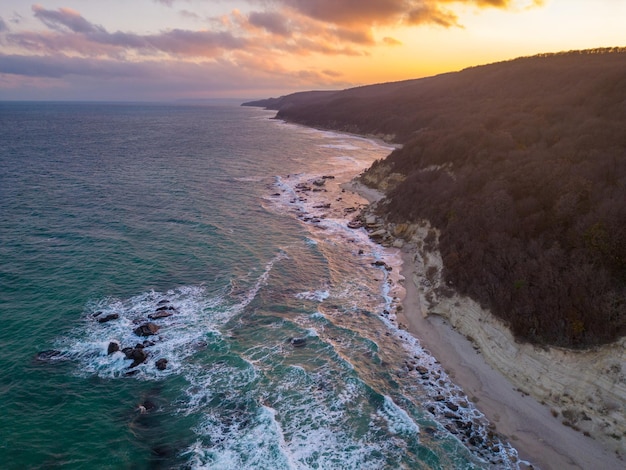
top-left (125, 347), bottom-right (149, 368)
top-left (107, 341), bottom-right (120, 355)
top-left (148, 310), bottom-right (174, 320)
top-left (133, 322), bottom-right (160, 337)
top-left (97, 313), bottom-right (119, 323)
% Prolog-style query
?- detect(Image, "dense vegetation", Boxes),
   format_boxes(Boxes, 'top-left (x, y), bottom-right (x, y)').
top-left (244, 49), bottom-right (626, 348)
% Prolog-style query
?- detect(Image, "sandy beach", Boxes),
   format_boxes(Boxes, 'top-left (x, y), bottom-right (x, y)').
top-left (346, 180), bottom-right (624, 470)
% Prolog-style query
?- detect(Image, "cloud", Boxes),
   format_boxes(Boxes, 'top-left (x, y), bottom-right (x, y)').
top-left (270, 0), bottom-right (544, 28)
top-left (0, 53), bottom-right (141, 79)
top-left (8, 7), bottom-right (250, 59)
top-left (32, 4), bottom-right (105, 34)
top-left (406, 4), bottom-right (460, 27)
top-left (8, 5), bottom-right (375, 61)
top-left (0, 52), bottom-right (352, 100)
top-left (383, 37), bottom-right (402, 46)
top-left (0, 16), bottom-right (8, 32)
top-left (248, 11), bottom-right (291, 37)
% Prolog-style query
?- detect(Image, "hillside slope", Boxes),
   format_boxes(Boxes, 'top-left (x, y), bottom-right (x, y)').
top-left (245, 48), bottom-right (626, 348)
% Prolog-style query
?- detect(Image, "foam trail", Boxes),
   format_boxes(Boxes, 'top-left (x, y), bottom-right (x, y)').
top-left (379, 395), bottom-right (420, 437)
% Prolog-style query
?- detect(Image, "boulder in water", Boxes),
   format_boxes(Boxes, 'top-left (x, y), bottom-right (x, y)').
top-left (155, 358), bottom-right (168, 370)
top-left (148, 310), bottom-right (173, 320)
top-left (290, 337), bottom-right (307, 348)
top-left (155, 305), bottom-right (176, 312)
top-left (133, 322), bottom-right (160, 337)
top-left (128, 348), bottom-right (148, 368)
top-left (107, 342), bottom-right (120, 355)
top-left (98, 313), bottom-right (119, 324)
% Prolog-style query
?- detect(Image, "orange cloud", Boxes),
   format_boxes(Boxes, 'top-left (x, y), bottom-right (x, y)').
top-left (262, 0), bottom-right (544, 28)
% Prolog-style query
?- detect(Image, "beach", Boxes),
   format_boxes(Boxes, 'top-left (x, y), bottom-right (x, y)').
top-left (346, 180), bottom-right (625, 470)
top-left (399, 250), bottom-right (624, 469)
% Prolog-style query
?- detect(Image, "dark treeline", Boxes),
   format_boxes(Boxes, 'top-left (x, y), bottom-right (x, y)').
top-left (244, 48), bottom-right (626, 348)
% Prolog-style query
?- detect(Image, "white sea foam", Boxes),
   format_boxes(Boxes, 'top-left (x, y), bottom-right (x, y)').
top-left (318, 143), bottom-right (361, 150)
top-left (379, 395), bottom-right (420, 437)
top-left (294, 290), bottom-right (329, 302)
top-left (186, 405), bottom-right (296, 470)
top-left (57, 252), bottom-right (287, 380)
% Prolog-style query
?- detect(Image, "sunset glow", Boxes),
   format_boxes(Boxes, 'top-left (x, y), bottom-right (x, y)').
top-left (1, 0), bottom-right (624, 100)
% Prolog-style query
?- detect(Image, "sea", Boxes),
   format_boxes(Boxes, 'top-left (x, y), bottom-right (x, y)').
top-left (0, 102), bottom-right (521, 469)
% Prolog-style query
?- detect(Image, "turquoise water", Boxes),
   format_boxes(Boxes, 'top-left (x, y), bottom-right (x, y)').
top-left (0, 102), bottom-right (518, 469)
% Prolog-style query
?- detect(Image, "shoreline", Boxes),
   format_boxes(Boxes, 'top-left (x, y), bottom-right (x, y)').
top-left (348, 180), bottom-right (624, 470)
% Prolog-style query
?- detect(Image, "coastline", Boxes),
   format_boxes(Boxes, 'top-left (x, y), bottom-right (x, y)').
top-left (347, 180), bottom-right (625, 470)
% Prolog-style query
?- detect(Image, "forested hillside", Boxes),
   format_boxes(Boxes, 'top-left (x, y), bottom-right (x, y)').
top-left (244, 49), bottom-right (626, 348)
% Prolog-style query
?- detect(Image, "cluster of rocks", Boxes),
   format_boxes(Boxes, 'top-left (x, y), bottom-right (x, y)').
top-left (294, 175), bottom-right (334, 193)
top-left (348, 210), bottom-right (407, 249)
top-left (94, 300), bottom-right (176, 375)
top-left (402, 357), bottom-right (514, 466)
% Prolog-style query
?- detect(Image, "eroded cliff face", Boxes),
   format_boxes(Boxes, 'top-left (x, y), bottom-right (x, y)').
top-left (358, 205), bottom-right (626, 454)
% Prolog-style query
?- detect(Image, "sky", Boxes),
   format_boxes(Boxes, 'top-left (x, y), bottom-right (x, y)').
top-left (0, 0), bottom-right (624, 101)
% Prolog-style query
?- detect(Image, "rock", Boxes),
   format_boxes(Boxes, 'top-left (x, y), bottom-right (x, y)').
top-left (365, 215), bottom-right (378, 226)
top-left (372, 260), bottom-right (391, 270)
top-left (290, 337), bottom-right (307, 348)
top-left (445, 401), bottom-right (459, 412)
top-left (148, 310), bottom-right (173, 320)
top-left (157, 299), bottom-right (170, 305)
top-left (128, 348), bottom-right (148, 368)
top-left (107, 342), bottom-right (120, 355)
top-left (369, 229), bottom-right (388, 239)
top-left (312, 179), bottom-right (326, 187)
top-left (416, 366), bottom-right (429, 376)
top-left (143, 400), bottom-right (157, 412)
top-left (156, 305), bottom-right (175, 312)
top-left (98, 313), bottom-right (119, 323)
top-left (392, 239), bottom-right (405, 249)
top-left (155, 358), bottom-right (168, 370)
top-left (322, 175), bottom-right (335, 179)
top-left (347, 220), bottom-right (363, 229)
top-left (133, 322), bottom-right (160, 337)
